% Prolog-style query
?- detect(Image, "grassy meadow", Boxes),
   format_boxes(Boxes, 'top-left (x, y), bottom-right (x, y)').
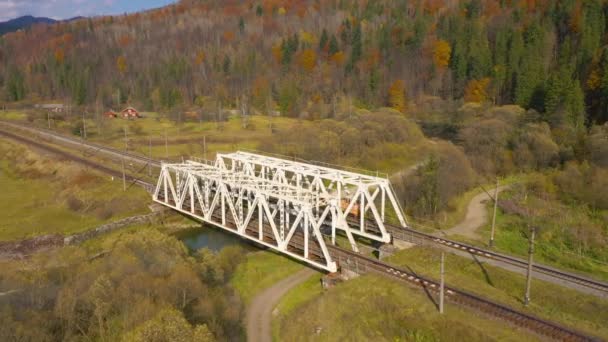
top-left (384, 246), bottom-right (608, 339)
top-left (230, 250), bottom-right (304, 305)
top-left (0, 139), bottom-right (151, 240)
top-left (275, 273), bottom-right (538, 341)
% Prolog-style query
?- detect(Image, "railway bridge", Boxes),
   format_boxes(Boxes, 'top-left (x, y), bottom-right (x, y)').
top-left (153, 151), bottom-right (408, 272)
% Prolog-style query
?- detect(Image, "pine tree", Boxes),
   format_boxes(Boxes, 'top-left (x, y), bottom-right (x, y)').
top-left (346, 24), bottom-right (362, 73)
top-left (238, 17), bottom-right (245, 34)
top-left (328, 35), bottom-right (339, 56)
top-left (319, 29), bottom-right (328, 51)
top-left (580, 0), bottom-right (605, 67)
top-left (223, 55), bottom-right (231, 74)
top-left (6, 67), bottom-right (25, 101)
top-left (466, 24), bottom-right (492, 80)
top-left (566, 80), bottom-right (585, 129)
top-left (506, 29), bottom-right (524, 102)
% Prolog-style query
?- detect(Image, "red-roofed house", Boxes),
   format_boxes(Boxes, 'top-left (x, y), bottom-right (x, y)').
top-left (121, 107), bottom-right (140, 119)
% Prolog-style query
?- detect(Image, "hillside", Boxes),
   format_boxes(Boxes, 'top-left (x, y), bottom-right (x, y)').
top-left (0, 15), bottom-right (57, 36)
top-left (0, 0), bottom-right (607, 125)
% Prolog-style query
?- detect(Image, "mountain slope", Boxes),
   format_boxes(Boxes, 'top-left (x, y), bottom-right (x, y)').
top-left (0, 15), bottom-right (56, 35)
top-left (0, 1), bottom-right (607, 124)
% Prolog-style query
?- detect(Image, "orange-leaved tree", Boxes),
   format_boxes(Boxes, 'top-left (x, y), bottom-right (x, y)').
top-left (433, 39), bottom-right (451, 69)
top-left (54, 48), bottom-right (65, 64)
top-left (195, 51), bottom-right (206, 66)
top-left (464, 78), bottom-right (491, 102)
top-left (388, 80), bottom-right (406, 113)
top-left (299, 49), bottom-right (317, 71)
top-left (116, 56), bottom-right (127, 74)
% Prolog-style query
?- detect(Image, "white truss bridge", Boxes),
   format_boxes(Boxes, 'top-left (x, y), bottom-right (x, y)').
top-left (153, 151), bottom-right (408, 272)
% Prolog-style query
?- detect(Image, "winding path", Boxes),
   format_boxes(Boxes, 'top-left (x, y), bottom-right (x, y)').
top-left (440, 185), bottom-right (509, 239)
top-left (246, 268), bottom-right (316, 342)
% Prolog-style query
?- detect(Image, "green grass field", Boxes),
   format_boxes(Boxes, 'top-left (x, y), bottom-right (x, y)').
top-left (230, 250), bottom-right (304, 305)
top-left (0, 140), bottom-right (151, 241)
top-left (275, 273), bottom-right (537, 341)
top-left (473, 195), bottom-right (608, 282)
top-left (385, 246), bottom-right (608, 339)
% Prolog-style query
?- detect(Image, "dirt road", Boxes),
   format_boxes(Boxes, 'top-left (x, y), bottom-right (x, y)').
top-left (440, 185), bottom-right (509, 239)
top-left (246, 268), bottom-right (316, 342)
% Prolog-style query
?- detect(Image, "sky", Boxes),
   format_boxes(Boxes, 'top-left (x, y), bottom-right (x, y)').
top-left (0, 0), bottom-right (176, 22)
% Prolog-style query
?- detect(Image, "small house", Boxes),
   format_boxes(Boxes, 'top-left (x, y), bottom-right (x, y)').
top-left (121, 107), bottom-right (140, 119)
top-left (104, 110), bottom-right (118, 118)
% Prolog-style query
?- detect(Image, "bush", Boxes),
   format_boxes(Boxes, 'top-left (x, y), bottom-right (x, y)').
top-left (399, 142), bottom-right (476, 217)
top-left (554, 162), bottom-right (608, 210)
top-left (588, 124), bottom-right (608, 168)
top-left (458, 118), bottom-right (511, 175)
top-left (66, 195), bottom-right (84, 212)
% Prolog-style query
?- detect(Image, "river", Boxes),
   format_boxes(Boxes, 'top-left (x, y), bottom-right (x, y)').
top-left (176, 224), bottom-right (255, 252)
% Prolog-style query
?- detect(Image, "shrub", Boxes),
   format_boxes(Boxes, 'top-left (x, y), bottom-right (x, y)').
top-left (66, 195), bottom-right (84, 212)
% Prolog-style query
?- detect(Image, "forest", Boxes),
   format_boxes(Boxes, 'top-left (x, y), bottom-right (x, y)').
top-left (0, 229), bottom-right (244, 341)
top-left (0, 0), bottom-right (606, 125)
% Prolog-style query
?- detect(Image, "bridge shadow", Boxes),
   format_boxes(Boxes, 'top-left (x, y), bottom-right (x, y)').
top-left (405, 265), bottom-right (439, 311)
top-left (471, 254), bottom-right (494, 287)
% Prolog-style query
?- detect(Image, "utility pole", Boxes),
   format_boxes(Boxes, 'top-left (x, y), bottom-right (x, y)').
top-left (490, 176), bottom-right (499, 247)
top-left (440, 252), bottom-right (445, 314)
top-left (148, 137), bottom-right (152, 177)
top-left (123, 126), bottom-right (128, 151)
top-left (203, 135), bottom-right (207, 161)
top-left (47, 111), bottom-right (51, 129)
top-left (524, 226), bottom-right (536, 306)
top-left (165, 129), bottom-right (168, 159)
top-left (121, 156), bottom-right (126, 191)
top-left (82, 111), bottom-right (87, 140)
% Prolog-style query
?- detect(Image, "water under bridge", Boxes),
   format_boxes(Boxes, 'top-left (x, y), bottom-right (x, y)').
top-left (153, 151), bottom-right (408, 272)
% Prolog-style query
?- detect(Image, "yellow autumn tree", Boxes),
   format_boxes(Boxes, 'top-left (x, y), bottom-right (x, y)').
top-left (116, 56), bottom-right (127, 74)
top-left (587, 67), bottom-right (601, 91)
top-left (464, 78), bottom-right (491, 103)
top-left (433, 39), bottom-right (451, 69)
top-left (271, 44), bottom-right (283, 64)
top-left (195, 51), bottom-right (206, 66)
top-left (299, 49), bottom-right (317, 71)
top-left (300, 31), bottom-right (315, 45)
top-left (330, 51), bottom-right (345, 66)
top-left (54, 48), bottom-right (65, 64)
top-left (388, 80), bottom-right (406, 113)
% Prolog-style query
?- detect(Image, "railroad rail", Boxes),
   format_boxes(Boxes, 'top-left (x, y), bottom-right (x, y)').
top-left (385, 223), bottom-right (608, 296)
top-left (2, 119), bottom-right (607, 296)
top-left (0, 120), bottom-right (161, 167)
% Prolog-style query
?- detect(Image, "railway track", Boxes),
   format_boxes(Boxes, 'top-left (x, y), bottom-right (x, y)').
top-left (384, 223), bottom-right (608, 296)
top-left (0, 127), bottom-right (155, 192)
top-left (0, 120), bottom-right (161, 168)
top-left (0, 120), bottom-right (604, 340)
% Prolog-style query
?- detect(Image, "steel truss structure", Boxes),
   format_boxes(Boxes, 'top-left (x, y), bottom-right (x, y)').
top-left (153, 151), bottom-right (407, 272)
